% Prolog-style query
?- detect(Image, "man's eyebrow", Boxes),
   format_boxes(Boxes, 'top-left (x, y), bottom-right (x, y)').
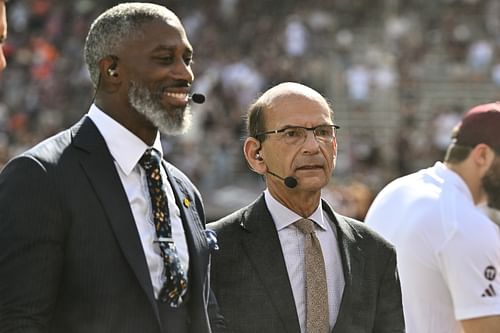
top-left (152, 44), bottom-right (193, 54)
top-left (152, 44), bottom-right (175, 52)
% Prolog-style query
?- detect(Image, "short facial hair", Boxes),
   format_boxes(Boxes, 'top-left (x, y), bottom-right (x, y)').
top-left (482, 157), bottom-right (500, 210)
top-left (128, 80), bottom-right (192, 135)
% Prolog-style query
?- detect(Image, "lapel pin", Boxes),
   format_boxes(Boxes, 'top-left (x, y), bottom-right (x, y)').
top-left (183, 198), bottom-right (191, 208)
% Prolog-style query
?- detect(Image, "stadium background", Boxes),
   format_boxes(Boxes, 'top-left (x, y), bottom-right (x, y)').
top-left (1, 0), bottom-right (499, 220)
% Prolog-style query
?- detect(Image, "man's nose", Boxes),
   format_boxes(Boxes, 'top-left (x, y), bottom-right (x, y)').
top-left (302, 130), bottom-right (321, 151)
top-left (171, 58), bottom-right (194, 83)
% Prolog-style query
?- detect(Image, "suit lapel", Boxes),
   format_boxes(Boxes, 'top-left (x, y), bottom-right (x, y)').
top-left (71, 117), bottom-right (161, 324)
top-left (322, 201), bottom-right (364, 332)
top-left (163, 162), bottom-right (208, 291)
top-left (240, 195), bottom-right (301, 333)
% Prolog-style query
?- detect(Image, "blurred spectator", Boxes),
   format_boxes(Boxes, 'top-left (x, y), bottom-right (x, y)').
top-left (345, 62), bottom-right (371, 105)
top-left (467, 39), bottom-right (494, 78)
top-left (1, 0), bottom-right (500, 221)
top-left (430, 105), bottom-right (463, 159)
top-left (324, 180), bottom-right (375, 221)
top-left (283, 14), bottom-right (308, 58)
top-left (0, 0), bottom-right (7, 72)
top-left (491, 56), bottom-right (500, 86)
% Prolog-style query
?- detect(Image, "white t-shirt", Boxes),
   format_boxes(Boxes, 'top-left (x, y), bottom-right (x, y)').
top-left (365, 162), bottom-right (500, 333)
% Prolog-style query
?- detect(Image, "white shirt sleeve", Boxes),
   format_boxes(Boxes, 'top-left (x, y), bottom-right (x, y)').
top-left (437, 210), bottom-right (500, 320)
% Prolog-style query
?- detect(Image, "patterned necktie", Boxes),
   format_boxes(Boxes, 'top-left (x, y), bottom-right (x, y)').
top-left (295, 218), bottom-right (329, 333)
top-left (139, 148), bottom-right (188, 307)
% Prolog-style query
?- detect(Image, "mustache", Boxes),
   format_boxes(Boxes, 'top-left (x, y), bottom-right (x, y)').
top-left (293, 158), bottom-right (326, 169)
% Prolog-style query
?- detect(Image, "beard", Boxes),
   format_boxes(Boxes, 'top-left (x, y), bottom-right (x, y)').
top-left (128, 80), bottom-right (192, 135)
top-left (482, 157), bottom-right (500, 210)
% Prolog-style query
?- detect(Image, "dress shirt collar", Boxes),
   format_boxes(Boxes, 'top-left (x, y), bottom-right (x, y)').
top-left (87, 104), bottom-right (163, 175)
top-left (264, 189), bottom-right (328, 231)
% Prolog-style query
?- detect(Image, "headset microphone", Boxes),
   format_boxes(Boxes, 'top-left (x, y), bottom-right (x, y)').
top-left (267, 170), bottom-right (298, 189)
top-left (189, 93), bottom-right (205, 104)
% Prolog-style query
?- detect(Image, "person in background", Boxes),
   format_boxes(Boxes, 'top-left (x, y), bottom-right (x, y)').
top-left (365, 102), bottom-right (500, 333)
top-left (0, 0), bottom-right (7, 71)
top-left (0, 3), bottom-right (222, 332)
top-left (209, 82), bottom-right (404, 333)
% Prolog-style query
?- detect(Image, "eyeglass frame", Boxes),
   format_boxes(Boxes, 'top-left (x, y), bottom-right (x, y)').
top-left (254, 124), bottom-right (340, 145)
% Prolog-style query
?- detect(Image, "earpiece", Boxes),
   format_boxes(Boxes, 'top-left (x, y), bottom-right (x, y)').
top-left (107, 67), bottom-right (117, 77)
top-left (107, 69), bottom-right (117, 77)
top-left (107, 60), bottom-right (118, 77)
top-left (255, 153), bottom-right (263, 161)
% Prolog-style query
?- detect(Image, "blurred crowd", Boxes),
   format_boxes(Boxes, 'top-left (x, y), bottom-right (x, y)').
top-left (1, 0), bottom-right (500, 219)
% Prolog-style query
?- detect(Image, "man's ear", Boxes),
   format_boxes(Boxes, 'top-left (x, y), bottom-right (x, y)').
top-left (99, 55), bottom-right (120, 82)
top-left (243, 137), bottom-right (266, 175)
top-left (471, 143), bottom-right (496, 176)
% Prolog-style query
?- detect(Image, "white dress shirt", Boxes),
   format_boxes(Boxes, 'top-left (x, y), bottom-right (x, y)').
top-left (264, 189), bottom-right (345, 333)
top-left (88, 104), bottom-right (189, 299)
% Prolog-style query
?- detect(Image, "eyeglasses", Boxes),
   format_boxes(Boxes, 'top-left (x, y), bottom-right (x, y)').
top-left (255, 124), bottom-right (340, 145)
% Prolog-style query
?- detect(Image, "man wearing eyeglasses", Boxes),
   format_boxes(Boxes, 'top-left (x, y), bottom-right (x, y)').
top-left (208, 82), bottom-right (404, 333)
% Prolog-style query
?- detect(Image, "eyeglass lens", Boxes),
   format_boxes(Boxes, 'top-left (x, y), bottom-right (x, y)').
top-left (282, 125), bottom-right (335, 145)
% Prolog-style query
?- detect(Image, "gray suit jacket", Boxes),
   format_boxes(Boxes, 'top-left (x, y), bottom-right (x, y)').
top-left (208, 194), bottom-right (404, 333)
top-left (0, 117), bottom-right (212, 333)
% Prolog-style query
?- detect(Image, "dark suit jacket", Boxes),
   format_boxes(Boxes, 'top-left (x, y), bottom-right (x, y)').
top-left (0, 117), bottom-right (212, 333)
top-left (208, 194), bottom-right (404, 333)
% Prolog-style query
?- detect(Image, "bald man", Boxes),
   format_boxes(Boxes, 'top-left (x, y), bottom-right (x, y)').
top-left (208, 82), bottom-right (404, 333)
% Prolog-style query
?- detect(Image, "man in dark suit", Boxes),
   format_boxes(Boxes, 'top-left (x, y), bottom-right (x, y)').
top-left (209, 82), bottom-right (404, 333)
top-left (0, 3), bottom-right (220, 333)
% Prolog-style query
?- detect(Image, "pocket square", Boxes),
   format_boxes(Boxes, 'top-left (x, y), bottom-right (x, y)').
top-left (205, 229), bottom-right (219, 251)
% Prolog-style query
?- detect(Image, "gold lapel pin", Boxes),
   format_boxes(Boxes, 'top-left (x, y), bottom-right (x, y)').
top-left (183, 198), bottom-right (191, 208)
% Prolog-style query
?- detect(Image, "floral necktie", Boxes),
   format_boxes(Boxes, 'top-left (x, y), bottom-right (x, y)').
top-left (139, 148), bottom-right (188, 307)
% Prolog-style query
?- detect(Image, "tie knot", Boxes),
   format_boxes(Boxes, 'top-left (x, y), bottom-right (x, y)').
top-left (295, 218), bottom-right (316, 234)
top-left (139, 148), bottom-right (161, 170)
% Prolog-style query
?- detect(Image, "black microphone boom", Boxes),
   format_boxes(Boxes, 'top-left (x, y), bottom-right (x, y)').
top-left (267, 170), bottom-right (298, 189)
top-left (190, 93), bottom-right (205, 104)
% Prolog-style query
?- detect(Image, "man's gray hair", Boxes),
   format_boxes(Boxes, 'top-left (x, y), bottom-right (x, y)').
top-left (84, 2), bottom-right (179, 87)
